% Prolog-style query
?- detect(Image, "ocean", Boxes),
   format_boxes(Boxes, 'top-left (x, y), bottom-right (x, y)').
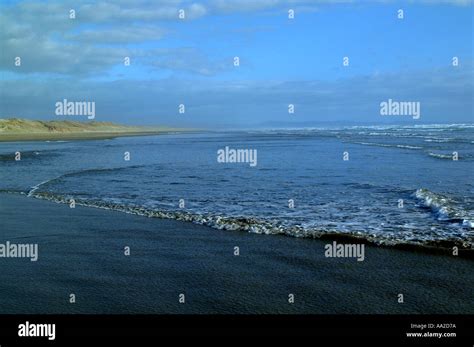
top-left (1, 124), bottom-right (473, 250)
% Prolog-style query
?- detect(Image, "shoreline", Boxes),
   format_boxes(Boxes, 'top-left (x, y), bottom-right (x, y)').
top-left (0, 130), bottom-right (194, 142)
top-left (14, 190), bottom-right (474, 259)
top-left (0, 118), bottom-right (197, 142)
top-left (1, 192), bottom-right (473, 314)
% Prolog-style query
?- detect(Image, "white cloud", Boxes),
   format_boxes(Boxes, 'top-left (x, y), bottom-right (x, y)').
top-left (0, 0), bottom-right (471, 78)
top-left (1, 65), bottom-right (472, 125)
top-left (66, 26), bottom-right (168, 44)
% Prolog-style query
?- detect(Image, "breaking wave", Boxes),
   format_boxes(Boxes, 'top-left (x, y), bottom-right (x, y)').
top-left (24, 189), bottom-right (474, 250)
top-left (428, 152), bottom-right (455, 160)
top-left (414, 188), bottom-right (474, 229)
top-left (352, 142), bottom-right (423, 150)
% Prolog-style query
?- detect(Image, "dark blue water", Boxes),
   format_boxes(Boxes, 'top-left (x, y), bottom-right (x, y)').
top-left (1, 124), bottom-right (473, 248)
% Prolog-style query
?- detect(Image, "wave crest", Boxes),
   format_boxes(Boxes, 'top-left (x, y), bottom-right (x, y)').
top-left (414, 188), bottom-right (473, 228)
top-left (27, 190), bottom-right (474, 250)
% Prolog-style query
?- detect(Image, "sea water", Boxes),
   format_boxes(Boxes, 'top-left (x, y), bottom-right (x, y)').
top-left (1, 124), bottom-right (473, 249)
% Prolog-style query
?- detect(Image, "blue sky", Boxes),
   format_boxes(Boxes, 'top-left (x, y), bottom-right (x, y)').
top-left (0, 0), bottom-right (473, 127)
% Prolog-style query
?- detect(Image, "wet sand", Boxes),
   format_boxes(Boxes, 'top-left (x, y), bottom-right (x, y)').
top-left (0, 131), bottom-right (179, 142)
top-left (0, 193), bottom-right (472, 314)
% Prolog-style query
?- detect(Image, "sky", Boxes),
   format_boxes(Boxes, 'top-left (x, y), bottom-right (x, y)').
top-left (0, 0), bottom-right (473, 127)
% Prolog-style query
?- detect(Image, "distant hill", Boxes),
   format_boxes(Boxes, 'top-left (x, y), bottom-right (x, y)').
top-left (0, 118), bottom-right (183, 142)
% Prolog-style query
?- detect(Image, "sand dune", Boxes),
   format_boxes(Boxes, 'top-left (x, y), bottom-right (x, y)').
top-left (0, 118), bottom-right (184, 142)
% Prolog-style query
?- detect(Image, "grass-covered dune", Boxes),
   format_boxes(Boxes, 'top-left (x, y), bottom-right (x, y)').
top-left (0, 118), bottom-right (184, 142)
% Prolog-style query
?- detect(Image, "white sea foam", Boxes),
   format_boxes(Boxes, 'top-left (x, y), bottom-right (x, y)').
top-left (396, 144), bottom-right (423, 149)
top-left (414, 188), bottom-right (473, 229)
top-left (428, 152), bottom-right (454, 160)
top-left (22, 189), bottom-right (474, 249)
top-left (27, 177), bottom-right (60, 197)
top-left (424, 138), bottom-right (452, 143)
top-left (353, 142), bottom-right (422, 150)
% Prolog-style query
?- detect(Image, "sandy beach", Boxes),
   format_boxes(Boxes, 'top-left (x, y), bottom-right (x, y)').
top-left (0, 192), bottom-right (472, 314)
top-left (0, 119), bottom-right (188, 142)
top-left (0, 131), bottom-right (180, 142)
